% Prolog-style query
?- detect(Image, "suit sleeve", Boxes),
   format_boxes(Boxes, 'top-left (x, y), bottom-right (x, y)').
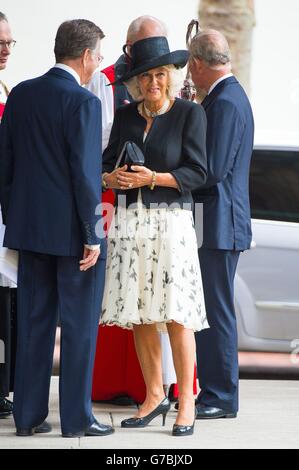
top-left (201, 99), bottom-right (245, 188)
top-left (170, 104), bottom-right (208, 193)
top-left (66, 96), bottom-right (104, 245)
top-left (0, 96), bottom-right (14, 225)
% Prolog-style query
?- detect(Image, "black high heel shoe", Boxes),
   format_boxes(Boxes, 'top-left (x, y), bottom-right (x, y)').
top-left (121, 397), bottom-right (171, 428)
top-left (172, 408), bottom-right (197, 437)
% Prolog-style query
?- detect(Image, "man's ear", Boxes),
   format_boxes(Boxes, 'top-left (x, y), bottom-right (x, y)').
top-left (82, 48), bottom-right (90, 66)
top-left (193, 57), bottom-right (203, 69)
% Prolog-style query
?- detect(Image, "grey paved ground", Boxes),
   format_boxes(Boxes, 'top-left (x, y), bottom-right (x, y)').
top-left (0, 377), bottom-right (298, 449)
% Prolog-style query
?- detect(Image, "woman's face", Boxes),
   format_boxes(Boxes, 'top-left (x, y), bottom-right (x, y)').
top-left (137, 67), bottom-right (169, 104)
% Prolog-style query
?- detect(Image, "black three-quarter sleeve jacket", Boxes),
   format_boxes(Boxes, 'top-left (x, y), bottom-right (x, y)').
top-left (102, 98), bottom-right (207, 209)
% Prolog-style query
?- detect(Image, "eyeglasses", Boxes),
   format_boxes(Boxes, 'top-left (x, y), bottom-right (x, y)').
top-left (0, 40), bottom-right (16, 50)
top-left (92, 52), bottom-right (104, 64)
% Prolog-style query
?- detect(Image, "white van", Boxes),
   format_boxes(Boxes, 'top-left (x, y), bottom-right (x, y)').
top-left (236, 144), bottom-right (299, 352)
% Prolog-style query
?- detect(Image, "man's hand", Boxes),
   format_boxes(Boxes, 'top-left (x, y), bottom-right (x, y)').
top-left (79, 247), bottom-right (100, 271)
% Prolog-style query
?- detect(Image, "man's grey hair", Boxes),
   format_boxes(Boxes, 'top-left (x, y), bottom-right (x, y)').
top-left (127, 15), bottom-right (168, 42)
top-left (54, 19), bottom-right (104, 62)
top-left (125, 65), bottom-right (184, 101)
top-left (0, 12), bottom-right (8, 22)
top-left (189, 29), bottom-right (231, 68)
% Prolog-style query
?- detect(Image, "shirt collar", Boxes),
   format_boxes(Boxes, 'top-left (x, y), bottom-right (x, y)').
top-left (0, 80), bottom-right (9, 102)
top-left (54, 63), bottom-right (81, 85)
top-left (208, 73), bottom-right (233, 95)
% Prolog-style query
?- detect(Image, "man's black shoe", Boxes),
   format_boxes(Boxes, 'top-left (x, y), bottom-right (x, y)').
top-left (62, 419), bottom-right (114, 438)
top-left (96, 395), bottom-right (137, 407)
top-left (174, 398), bottom-right (198, 411)
top-left (195, 404), bottom-right (237, 419)
top-left (0, 397), bottom-right (13, 418)
top-left (16, 420), bottom-right (52, 436)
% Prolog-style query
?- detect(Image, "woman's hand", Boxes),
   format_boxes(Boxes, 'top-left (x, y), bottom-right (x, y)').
top-left (117, 165), bottom-right (153, 190)
top-left (103, 165), bottom-right (128, 189)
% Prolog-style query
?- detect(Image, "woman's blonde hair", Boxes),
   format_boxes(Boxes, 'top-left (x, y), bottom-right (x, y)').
top-left (124, 65), bottom-right (185, 101)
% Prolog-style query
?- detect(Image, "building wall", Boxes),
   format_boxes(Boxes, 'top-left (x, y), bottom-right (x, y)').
top-left (1, 0), bottom-right (299, 143)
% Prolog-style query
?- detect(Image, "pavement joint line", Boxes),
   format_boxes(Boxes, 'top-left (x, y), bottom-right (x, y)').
top-left (109, 412), bottom-right (114, 428)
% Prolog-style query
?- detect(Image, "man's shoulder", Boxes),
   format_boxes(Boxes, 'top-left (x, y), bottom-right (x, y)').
top-left (216, 79), bottom-right (250, 108)
top-left (75, 83), bottom-right (100, 102)
top-left (10, 72), bottom-right (100, 111)
top-left (50, 70), bottom-right (101, 105)
top-left (209, 86), bottom-right (244, 117)
top-left (6, 76), bottom-right (43, 103)
top-left (208, 85), bottom-right (253, 128)
top-left (12, 75), bottom-right (43, 92)
top-left (66, 86), bottom-right (101, 116)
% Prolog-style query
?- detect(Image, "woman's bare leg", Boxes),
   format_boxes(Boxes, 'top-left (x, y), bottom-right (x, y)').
top-left (133, 324), bottom-right (165, 417)
top-left (167, 322), bottom-right (196, 426)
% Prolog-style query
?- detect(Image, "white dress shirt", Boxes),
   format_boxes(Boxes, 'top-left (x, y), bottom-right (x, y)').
top-left (0, 81), bottom-right (8, 104)
top-left (54, 63), bottom-right (81, 84)
top-left (85, 69), bottom-right (114, 150)
top-left (208, 73), bottom-right (233, 95)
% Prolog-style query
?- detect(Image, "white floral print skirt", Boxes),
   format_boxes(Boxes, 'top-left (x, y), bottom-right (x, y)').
top-left (100, 197), bottom-right (209, 332)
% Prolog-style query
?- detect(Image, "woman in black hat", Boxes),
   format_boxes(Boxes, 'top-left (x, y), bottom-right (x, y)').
top-left (100, 36), bottom-right (209, 436)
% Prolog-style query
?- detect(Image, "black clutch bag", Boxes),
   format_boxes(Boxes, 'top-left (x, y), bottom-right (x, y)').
top-left (114, 141), bottom-right (144, 171)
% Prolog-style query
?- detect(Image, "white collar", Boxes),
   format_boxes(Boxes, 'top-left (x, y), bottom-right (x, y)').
top-left (54, 63), bottom-right (81, 85)
top-left (0, 81), bottom-right (8, 102)
top-left (208, 73), bottom-right (233, 95)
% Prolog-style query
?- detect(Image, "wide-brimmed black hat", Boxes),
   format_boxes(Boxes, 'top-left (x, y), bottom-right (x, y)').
top-left (114, 36), bottom-right (189, 84)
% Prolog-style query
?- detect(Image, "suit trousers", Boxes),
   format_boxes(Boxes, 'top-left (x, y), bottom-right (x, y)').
top-left (195, 248), bottom-right (240, 413)
top-left (0, 287), bottom-right (17, 397)
top-left (13, 250), bottom-right (106, 434)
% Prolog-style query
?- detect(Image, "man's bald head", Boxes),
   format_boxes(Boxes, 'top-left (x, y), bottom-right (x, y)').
top-left (126, 15), bottom-right (167, 44)
top-left (189, 29), bottom-right (231, 71)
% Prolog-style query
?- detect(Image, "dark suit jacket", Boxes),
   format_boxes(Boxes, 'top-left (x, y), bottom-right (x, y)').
top-left (0, 67), bottom-right (105, 257)
top-left (192, 76), bottom-right (254, 251)
top-left (103, 98), bottom-right (207, 209)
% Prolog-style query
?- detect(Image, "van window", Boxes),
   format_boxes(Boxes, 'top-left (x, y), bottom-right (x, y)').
top-left (250, 149), bottom-right (299, 222)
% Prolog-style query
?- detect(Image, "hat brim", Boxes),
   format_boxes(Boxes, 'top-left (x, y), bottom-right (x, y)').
top-left (111, 50), bottom-right (189, 85)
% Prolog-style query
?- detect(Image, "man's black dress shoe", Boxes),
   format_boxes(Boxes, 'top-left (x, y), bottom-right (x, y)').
top-left (0, 397), bottom-right (13, 418)
top-left (174, 398), bottom-right (198, 411)
top-left (96, 395), bottom-right (137, 407)
top-left (16, 420), bottom-right (52, 436)
top-left (121, 397), bottom-right (171, 428)
top-left (196, 404), bottom-right (237, 419)
top-left (62, 418), bottom-right (114, 437)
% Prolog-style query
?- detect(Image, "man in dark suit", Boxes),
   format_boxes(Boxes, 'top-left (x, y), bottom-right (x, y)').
top-left (0, 19), bottom-right (114, 437)
top-left (0, 10), bottom-right (16, 420)
top-left (189, 29), bottom-right (254, 418)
